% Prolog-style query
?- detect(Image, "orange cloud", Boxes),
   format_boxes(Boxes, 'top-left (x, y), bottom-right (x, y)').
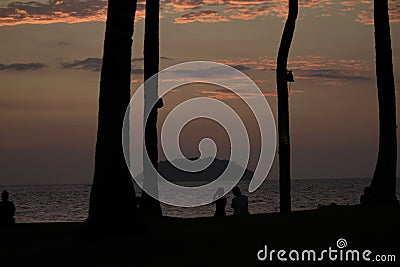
top-left (200, 88), bottom-right (303, 99)
top-left (174, 0), bottom-right (335, 23)
top-left (338, 0), bottom-right (400, 25)
top-left (228, 0), bottom-right (268, 6)
top-left (0, 0), bottom-right (107, 26)
top-left (201, 89), bottom-right (276, 99)
top-left (164, 0), bottom-right (206, 12)
top-left (0, 0), bottom-right (398, 26)
top-left (174, 9), bottom-right (229, 23)
top-left (0, 0), bottom-right (148, 26)
top-left (226, 5), bottom-right (281, 21)
top-left (216, 55), bottom-right (371, 85)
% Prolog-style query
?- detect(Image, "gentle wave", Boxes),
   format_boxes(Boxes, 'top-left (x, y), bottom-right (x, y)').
top-left (1, 178), bottom-right (399, 223)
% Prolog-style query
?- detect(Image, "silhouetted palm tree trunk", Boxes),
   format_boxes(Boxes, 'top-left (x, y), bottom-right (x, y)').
top-left (276, 0), bottom-right (298, 212)
top-left (139, 0), bottom-right (163, 216)
top-left (87, 0), bottom-right (138, 225)
top-left (362, 0), bottom-right (398, 205)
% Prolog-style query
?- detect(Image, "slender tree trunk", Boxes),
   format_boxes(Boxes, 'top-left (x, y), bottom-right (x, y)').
top-left (139, 0), bottom-right (163, 216)
top-left (87, 0), bottom-right (138, 225)
top-left (362, 0), bottom-right (398, 205)
top-left (276, 0), bottom-right (298, 212)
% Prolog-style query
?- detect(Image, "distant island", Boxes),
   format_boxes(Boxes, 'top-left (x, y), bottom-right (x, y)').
top-left (134, 158), bottom-right (254, 183)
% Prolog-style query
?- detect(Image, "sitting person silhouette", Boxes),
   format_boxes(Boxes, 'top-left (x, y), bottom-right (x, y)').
top-left (231, 186), bottom-right (249, 216)
top-left (0, 191), bottom-right (16, 225)
top-left (213, 187), bottom-right (227, 217)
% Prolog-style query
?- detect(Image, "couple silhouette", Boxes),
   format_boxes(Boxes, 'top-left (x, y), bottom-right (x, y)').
top-left (213, 186), bottom-right (249, 217)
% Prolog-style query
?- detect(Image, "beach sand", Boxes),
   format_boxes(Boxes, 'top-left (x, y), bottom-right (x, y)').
top-left (1, 205), bottom-right (399, 266)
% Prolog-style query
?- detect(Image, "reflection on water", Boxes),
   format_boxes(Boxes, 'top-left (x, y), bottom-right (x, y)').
top-left (0, 178), bottom-right (399, 223)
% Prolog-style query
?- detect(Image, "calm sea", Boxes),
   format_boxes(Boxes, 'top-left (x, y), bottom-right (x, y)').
top-left (1, 178), bottom-right (399, 223)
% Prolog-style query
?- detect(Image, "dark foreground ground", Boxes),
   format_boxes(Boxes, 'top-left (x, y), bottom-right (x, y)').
top-left (1, 205), bottom-right (399, 266)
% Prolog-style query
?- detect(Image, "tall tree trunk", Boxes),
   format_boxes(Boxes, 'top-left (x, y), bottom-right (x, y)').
top-left (361, 0), bottom-right (398, 205)
top-left (139, 0), bottom-right (163, 216)
top-left (87, 0), bottom-right (138, 225)
top-left (276, 0), bottom-right (298, 212)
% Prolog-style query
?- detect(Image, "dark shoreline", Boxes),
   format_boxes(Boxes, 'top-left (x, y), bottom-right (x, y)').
top-left (1, 205), bottom-right (399, 266)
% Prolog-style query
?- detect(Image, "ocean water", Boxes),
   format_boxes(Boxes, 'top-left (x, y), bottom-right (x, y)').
top-left (1, 178), bottom-right (399, 223)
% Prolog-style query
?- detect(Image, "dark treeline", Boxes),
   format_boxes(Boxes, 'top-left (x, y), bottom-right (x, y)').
top-left (87, 0), bottom-right (138, 226)
top-left (276, 0), bottom-right (298, 212)
top-left (361, 0), bottom-right (398, 206)
top-left (139, 0), bottom-right (163, 217)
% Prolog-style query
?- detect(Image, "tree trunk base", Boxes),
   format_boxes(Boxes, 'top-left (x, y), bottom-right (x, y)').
top-left (360, 186), bottom-right (399, 206)
top-left (138, 193), bottom-right (163, 217)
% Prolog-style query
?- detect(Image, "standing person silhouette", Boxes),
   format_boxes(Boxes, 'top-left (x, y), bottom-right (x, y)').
top-left (213, 187), bottom-right (227, 217)
top-left (231, 186), bottom-right (249, 216)
top-left (0, 191), bottom-right (16, 225)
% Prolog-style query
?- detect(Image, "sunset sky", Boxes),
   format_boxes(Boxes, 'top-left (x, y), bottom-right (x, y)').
top-left (0, 0), bottom-right (399, 185)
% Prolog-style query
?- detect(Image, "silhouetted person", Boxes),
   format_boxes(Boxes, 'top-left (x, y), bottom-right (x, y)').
top-left (213, 188), bottom-right (227, 217)
top-left (231, 186), bottom-right (249, 216)
top-left (0, 191), bottom-right (16, 225)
